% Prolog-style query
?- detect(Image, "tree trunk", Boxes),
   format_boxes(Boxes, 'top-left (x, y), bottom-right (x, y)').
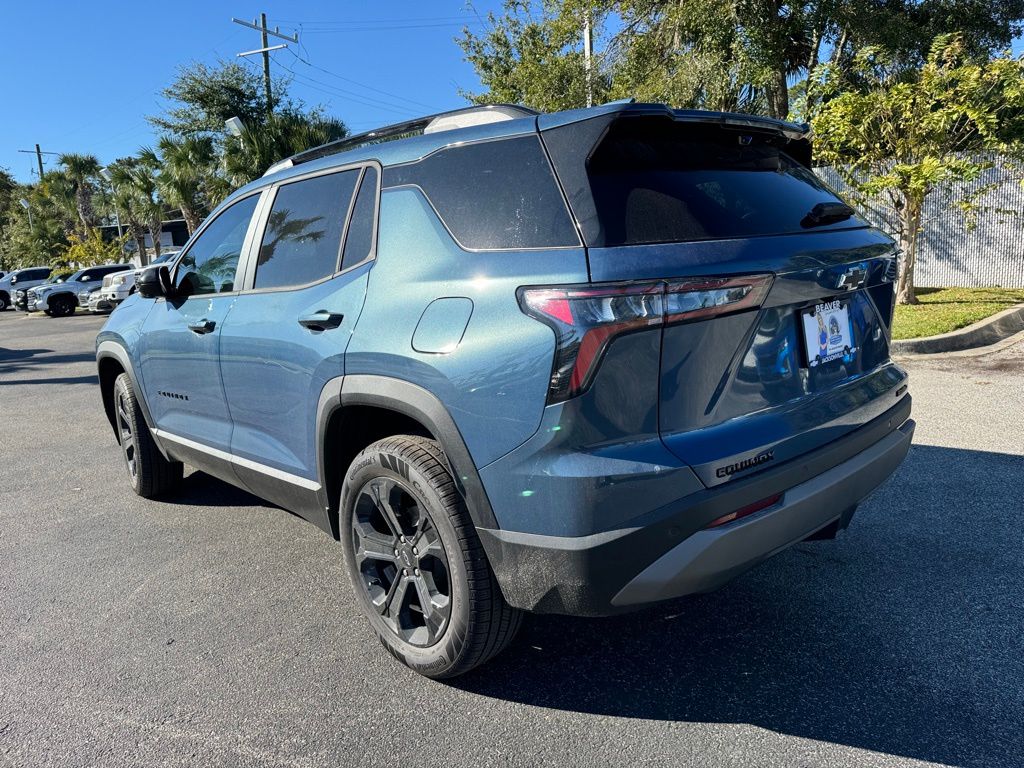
top-left (765, 66), bottom-right (789, 120)
top-left (146, 215), bottom-right (163, 264)
top-left (180, 204), bottom-right (199, 236)
top-left (895, 196), bottom-right (922, 305)
top-left (136, 233), bottom-right (149, 266)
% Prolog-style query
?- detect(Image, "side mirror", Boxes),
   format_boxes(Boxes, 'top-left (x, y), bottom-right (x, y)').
top-left (137, 265), bottom-right (173, 299)
top-left (80, 275), bottom-right (91, 282)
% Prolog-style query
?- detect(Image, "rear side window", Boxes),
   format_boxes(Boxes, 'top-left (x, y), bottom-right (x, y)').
top-left (588, 118), bottom-right (858, 246)
top-left (383, 136), bottom-right (579, 250)
top-left (340, 167), bottom-right (378, 270)
top-left (255, 170), bottom-right (359, 290)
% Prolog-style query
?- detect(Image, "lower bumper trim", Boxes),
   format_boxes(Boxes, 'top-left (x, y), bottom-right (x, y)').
top-left (479, 397), bottom-right (914, 616)
top-left (612, 418), bottom-right (914, 606)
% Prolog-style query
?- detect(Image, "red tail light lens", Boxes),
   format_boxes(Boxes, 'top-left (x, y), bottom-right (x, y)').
top-left (519, 274), bottom-right (772, 403)
top-left (705, 492), bottom-right (783, 528)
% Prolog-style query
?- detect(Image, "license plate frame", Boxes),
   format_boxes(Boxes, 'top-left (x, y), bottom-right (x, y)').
top-left (800, 299), bottom-right (857, 368)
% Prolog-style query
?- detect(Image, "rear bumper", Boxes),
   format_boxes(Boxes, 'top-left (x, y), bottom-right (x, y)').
top-left (479, 396), bottom-right (914, 616)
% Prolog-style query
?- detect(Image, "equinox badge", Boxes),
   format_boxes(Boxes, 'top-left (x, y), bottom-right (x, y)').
top-left (716, 450), bottom-right (776, 478)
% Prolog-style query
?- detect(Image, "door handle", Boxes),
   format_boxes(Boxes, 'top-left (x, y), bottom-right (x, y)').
top-left (298, 310), bottom-right (344, 332)
top-left (187, 319), bottom-right (216, 334)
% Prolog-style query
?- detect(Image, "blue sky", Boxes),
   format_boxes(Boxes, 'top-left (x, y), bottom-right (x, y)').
top-left (2, 2), bottom-right (1021, 184)
top-left (0, 1), bottom-right (504, 182)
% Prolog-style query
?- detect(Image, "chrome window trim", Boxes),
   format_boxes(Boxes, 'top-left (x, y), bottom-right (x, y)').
top-left (236, 160), bottom-right (382, 295)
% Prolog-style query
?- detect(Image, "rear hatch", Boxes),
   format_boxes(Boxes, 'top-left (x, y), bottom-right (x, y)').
top-left (538, 107), bottom-right (907, 487)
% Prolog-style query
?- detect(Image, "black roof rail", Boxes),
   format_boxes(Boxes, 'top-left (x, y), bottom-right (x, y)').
top-left (268, 104), bottom-right (539, 175)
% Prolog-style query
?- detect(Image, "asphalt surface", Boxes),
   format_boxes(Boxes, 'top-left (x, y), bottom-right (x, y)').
top-left (1, 309), bottom-right (1022, 768)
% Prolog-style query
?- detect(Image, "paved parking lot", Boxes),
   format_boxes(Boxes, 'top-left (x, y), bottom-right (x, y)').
top-left (1, 309), bottom-right (1022, 768)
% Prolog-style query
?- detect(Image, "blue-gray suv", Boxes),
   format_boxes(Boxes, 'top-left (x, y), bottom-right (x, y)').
top-left (96, 102), bottom-right (914, 678)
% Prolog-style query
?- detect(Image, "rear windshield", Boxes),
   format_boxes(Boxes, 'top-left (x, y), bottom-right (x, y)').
top-left (587, 118), bottom-right (860, 246)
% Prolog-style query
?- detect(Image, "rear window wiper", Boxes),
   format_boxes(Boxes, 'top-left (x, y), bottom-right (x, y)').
top-left (801, 201), bottom-right (855, 228)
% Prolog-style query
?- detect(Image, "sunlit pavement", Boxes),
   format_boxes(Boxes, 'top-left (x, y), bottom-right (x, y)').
top-left (1, 309), bottom-right (1021, 768)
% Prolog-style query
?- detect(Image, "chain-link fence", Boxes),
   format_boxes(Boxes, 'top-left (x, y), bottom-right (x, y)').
top-left (815, 158), bottom-right (1024, 288)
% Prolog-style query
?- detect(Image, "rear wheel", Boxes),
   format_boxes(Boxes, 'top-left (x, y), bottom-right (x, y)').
top-left (49, 295), bottom-right (75, 317)
top-left (0, 293), bottom-right (8, 311)
top-left (113, 373), bottom-right (183, 497)
top-left (341, 435), bottom-right (522, 678)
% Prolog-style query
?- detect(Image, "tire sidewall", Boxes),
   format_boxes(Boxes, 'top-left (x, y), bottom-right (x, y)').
top-left (113, 375), bottom-right (143, 494)
top-left (340, 444), bottom-right (472, 677)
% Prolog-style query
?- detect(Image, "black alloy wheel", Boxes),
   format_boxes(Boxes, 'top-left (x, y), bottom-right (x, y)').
top-left (351, 476), bottom-right (452, 646)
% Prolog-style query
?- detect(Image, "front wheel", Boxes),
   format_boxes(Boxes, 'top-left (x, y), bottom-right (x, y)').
top-left (113, 373), bottom-right (183, 497)
top-left (49, 295), bottom-right (74, 317)
top-left (341, 435), bottom-right (522, 678)
top-left (0, 293), bottom-right (8, 311)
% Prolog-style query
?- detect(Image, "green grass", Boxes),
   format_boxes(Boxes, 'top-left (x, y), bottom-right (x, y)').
top-left (892, 287), bottom-right (1024, 340)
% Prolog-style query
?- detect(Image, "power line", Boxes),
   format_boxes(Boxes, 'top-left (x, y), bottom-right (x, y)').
top-left (270, 59), bottom-right (417, 117)
top-left (283, 48), bottom-right (439, 112)
top-left (273, 16), bottom-right (478, 26)
top-left (301, 22), bottom-right (483, 34)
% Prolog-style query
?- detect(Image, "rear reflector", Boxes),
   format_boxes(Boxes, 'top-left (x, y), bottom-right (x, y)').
top-left (705, 493), bottom-right (783, 529)
top-left (519, 274), bottom-right (772, 403)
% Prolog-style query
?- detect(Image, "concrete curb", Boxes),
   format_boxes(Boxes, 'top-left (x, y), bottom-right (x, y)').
top-left (891, 303), bottom-right (1024, 355)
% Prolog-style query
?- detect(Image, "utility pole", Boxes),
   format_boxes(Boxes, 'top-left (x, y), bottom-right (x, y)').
top-left (232, 14), bottom-right (298, 117)
top-left (260, 12), bottom-right (272, 114)
top-left (18, 145), bottom-right (59, 179)
top-left (583, 12), bottom-right (593, 108)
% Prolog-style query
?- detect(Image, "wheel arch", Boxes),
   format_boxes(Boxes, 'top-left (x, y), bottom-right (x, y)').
top-left (96, 340), bottom-right (155, 440)
top-left (317, 374), bottom-right (499, 539)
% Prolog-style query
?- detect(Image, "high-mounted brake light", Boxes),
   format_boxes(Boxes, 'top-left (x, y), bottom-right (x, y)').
top-left (519, 274), bottom-right (772, 403)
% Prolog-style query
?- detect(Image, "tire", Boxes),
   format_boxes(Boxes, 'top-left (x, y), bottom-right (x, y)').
top-left (49, 295), bottom-right (75, 317)
top-left (341, 435), bottom-right (522, 678)
top-left (0, 293), bottom-right (8, 311)
top-left (113, 373), bottom-right (183, 498)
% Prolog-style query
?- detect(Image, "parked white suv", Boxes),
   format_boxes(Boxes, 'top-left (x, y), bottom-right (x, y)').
top-left (27, 264), bottom-right (131, 316)
top-left (94, 251), bottom-right (179, 311)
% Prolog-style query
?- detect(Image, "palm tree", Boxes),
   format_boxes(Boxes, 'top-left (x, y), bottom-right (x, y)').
top-left (107, 158), bottom-right (161, 266)
top-left (57, 153), bottom-right (102, 235)
top-left (223, 112), bottom-right (348, 187)
top-left (145, 136), bottom-right (217, 235)
top-left (125, 152), bottom-right (166, 262)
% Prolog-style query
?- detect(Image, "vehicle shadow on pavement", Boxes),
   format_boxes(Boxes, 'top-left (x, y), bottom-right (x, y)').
top-left (0, 374), bottom-right (98, 386)
top-left (454, 444), bottom-right (1023, 768)
top-left (0, 351), bottom-right (95, 371)
top-left (158, 470), bottom-right (274, 510)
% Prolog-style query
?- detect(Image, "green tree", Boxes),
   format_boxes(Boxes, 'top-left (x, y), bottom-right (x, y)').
top-left (0, 177), bottom-right (73, 269)
top-left (56, 153), bottom-right (102, 235)
top-left (458, 0), bottom-right (610, 111)
top-left (462, 0), bottom-right (1024, 120)
top-left (222, 110), bottom-right (348, 187)
top-left (151, 60), bottom-right (290, 138)
top-left (810, 35), bottom-right (1024, 305)
top-left (140, 136), bottom-right (217, 235)
top-left (107, 156), bottom-right (165, 266)
top-left (60, 229), bottom-right (128, 269)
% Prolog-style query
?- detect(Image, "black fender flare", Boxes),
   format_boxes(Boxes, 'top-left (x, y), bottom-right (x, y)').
top-left (316, 374), bottom-right (499, 531)
top-left (96, 340), bottom-right (156, 436)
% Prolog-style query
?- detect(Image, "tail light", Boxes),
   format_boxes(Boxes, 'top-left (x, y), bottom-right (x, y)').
top-left (519, 274), bottom-right (772, 403)
top-left (705, 492), bottom-right (783, 528)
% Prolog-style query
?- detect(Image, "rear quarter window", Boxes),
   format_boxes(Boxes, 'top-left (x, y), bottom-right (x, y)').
top-left (383, 135), bottom-right (580, 251)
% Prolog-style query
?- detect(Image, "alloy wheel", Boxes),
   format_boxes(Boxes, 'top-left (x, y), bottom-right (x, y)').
top-left (351, 476), bottom-right (452, 647)
top-left (115, 391), bottom-right (137, 480)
